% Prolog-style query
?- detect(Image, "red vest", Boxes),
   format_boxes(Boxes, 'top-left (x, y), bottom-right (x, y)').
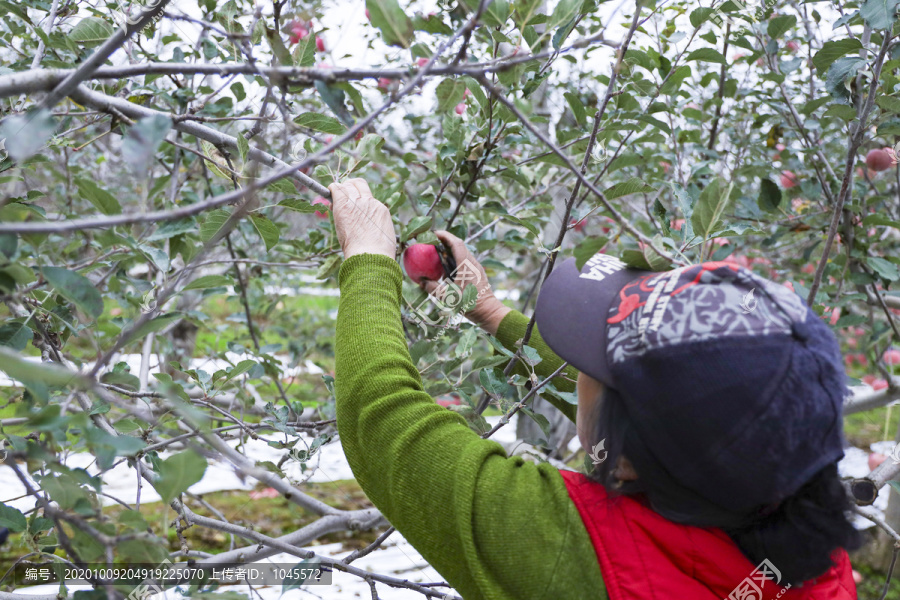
top-left (559, 470), bottom-right (858, 600)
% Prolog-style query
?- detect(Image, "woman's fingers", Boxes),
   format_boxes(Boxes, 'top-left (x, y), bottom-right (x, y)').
top-left (433, 230), bottom-right (469, 266)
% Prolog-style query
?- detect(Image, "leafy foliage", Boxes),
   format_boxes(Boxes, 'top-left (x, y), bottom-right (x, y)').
top-left (0, 0), bottom-right (899, 594)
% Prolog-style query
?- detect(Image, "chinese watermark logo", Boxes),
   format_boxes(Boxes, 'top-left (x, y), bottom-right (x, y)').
top-left (740, 288), bottom-right (758, 314)
top-left (289, 140), bottom-right (306, 164)
top-left (726, 559), bottom-right (791, 600)
top-left (140, 290), bottom-right (157, 314)
top-left (890, 443), bottom-right (900, 465)
top-left (111, 0), bottom-right (166, 35)
top-left (405, 257), bottom-right (485, 340)
top-left (589, 439), bottom-right (608, 465)
top-left (126, 558), bottom-right (173, 600)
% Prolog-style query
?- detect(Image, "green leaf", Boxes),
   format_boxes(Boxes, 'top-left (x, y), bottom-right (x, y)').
top-left (860, 0), bottom-right (900, 29)
top-left (279, 199), bottom-right (318, 213)
top-left (455, 327), bottom-right (478, 357)
top-left (574, 236), bottom-right (607, 270)
top-left (316, 255), bottom-right (341, 280)
top-left (0, 109), bottom-right (56, 163)
top-left (521, 344), bottom-right (542, 366)
top-left (42, 266), bottom-right (103, 318)
top-left (549, 0), bottom-right (580, 29)
top-left (292, 34), bottom-right (316, 67)
top-left (691, 177), bottom-right (733, 240)
top-left (757, 178), bottom-right (782, 212)
top-left (249, 214), bottom-right (280, 251)
top-left (152, 449), bottom-right (207, 504)
top-left (0, 503), bottom-right (27, 532)
top-left (876, 95), bottom-right (900, 115)
top-left (183, 275), bottom-right (232, 291)
top-left (685, 48), bottom-right (727, 64)
top-left (862, 213), bottom-right (900, 228)
top-left (435, 79), bottom-right (468, 113)
top-left (236, 133), bottom-right (250, 164)
top-left (366, 0), bottom-right (415, 48)
top-left (767, 15), bottom-right (797, 39)
top-left (0, 323), bottom-right (31, 351)
top-left (813, 39), bottom-right (863, 74)
top-left (122, 114), bottom-right (171, 175)
top-left (0, 346), bottom-right (85, 388)
top-left (659, 66), bottom-right (692, 95)
top-left (620, 249), bottom-right (652, 270)
top-left (224, 360), bottom-right (257, 381)
top-left (293, 113), bottom-right (348, 135)
top-left (868, 256), bottom-right (900, 280)
top-left (689, 7), bottom-right (716, 28)
top-left (264, 26), bottom-right (293, 65)
top-left (128, 313), bottom-right (181, 342)
top-left (199, 208), bottom-right (232, 243)
top-left (826, 57), bottom-right (866, 105)
top-left (348, 134), bottom-right (386, 174)
top-left (461, 0), bottom-right (510, 26)
top-left (564, 92), bottom-right (587, 126)
top-left (402, 216), bottom-right (433, 242)
top-left (603, 177), bottom-right (655, 200)
top-left (479, 368), bottom-right (510, 397)
top-left (69, 17), bottom-right (114, 45)
top-left (76, 178), bottom-right (122, 215)
top-left (642, 235), bottom-right (673, 271)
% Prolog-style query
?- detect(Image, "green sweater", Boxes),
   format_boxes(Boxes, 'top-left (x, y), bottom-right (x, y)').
top-left (334, 254), bottom-right (607, 600)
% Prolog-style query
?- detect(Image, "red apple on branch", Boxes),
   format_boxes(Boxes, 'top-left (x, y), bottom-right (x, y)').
top-left (403, 244), bottom-right (444, 284)
top-left (884, 349), bottom-right (900, 366)
top-left (780, 170), bottom-right (798, 188)
top-left (866, 148), bottom-right (894, 172)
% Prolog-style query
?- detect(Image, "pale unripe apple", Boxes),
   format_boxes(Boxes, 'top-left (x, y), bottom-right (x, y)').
top-left (403, 244), bottom-right (444, 284)
top-left (868, 452), bottom-right (887, 471)
top-left (866, 148), bottom-right (894, 172)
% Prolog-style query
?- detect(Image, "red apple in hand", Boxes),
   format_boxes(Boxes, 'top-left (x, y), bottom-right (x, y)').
top-left (403, 244), bottom-right (444, 284)
top-left (866, 148), bottom-right (894, 172)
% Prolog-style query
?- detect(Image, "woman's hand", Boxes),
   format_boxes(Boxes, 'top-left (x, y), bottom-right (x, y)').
top-left (329, 178), bottom-right (396, 259)
top-left (422, 230), bottom-right (511, 335)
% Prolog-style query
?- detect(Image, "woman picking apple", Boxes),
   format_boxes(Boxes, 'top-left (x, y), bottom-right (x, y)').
top-left (328, 178), bottom-right (863, 599)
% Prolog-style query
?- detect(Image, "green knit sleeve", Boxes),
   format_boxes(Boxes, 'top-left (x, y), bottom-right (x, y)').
top-left (494, 309), bottom-right (580, 424)
top-left (334, 253), bottom-right (605, 600)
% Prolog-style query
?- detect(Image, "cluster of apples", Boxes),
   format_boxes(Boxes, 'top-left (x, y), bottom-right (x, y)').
top-left (288, 18), bottom-right (326, 51)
